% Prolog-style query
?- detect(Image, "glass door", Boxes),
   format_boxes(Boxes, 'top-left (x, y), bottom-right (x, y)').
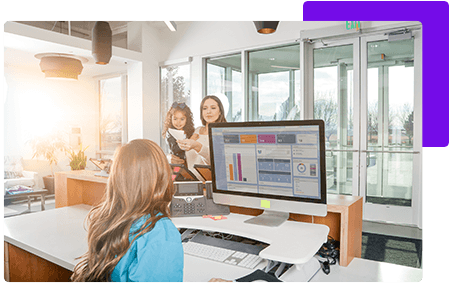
top-left (311, 39), bottom-right (360, 196)
top-left (360, 33), bottom-right (422, 226)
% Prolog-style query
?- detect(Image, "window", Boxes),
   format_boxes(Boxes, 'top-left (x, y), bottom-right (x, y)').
top-left (365, 39), bottom-right (415, 207)
top-left (313, 44), bottom-right (354, 195)
top-left (160, 63), bottom-right (191, 152)
top-left (204, 44), bottom-right (300, 123)
top-left (206, 53), bottom-right (243, 122)
top-left (99, 75), bottom-right (127, 158)
top-left (248, 44), bottom-right (300, 121)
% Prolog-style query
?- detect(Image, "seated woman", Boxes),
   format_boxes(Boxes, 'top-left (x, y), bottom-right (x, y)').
top-left (71, 139), bottom-right (183, 282)
top-left (176, 95), bottom-right (227, 179)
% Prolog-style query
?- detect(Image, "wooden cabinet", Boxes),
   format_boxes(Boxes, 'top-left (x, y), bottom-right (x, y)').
top-left (5, 242), bottom-right (72, 282)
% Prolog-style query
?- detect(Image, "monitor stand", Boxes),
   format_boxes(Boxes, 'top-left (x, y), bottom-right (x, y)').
top-left (243, 210), bottom-right (289, 227)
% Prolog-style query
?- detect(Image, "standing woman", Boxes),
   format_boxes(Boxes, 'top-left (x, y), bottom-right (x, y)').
top-left (71, 139), bottom-right (183, 282)
top-left (178, 95), bottom-right (227, 169)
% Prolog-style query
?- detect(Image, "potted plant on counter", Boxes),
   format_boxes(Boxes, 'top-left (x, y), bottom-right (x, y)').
top-left (29, 133), bottom-right (69, 194)
top-left (67, 144), bottom-right (89, 170)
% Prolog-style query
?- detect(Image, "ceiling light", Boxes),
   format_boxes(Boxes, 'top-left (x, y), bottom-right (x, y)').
top-left (35, 53), bottom-right (88, 80)
top-left (92, 21), bottom-right (112, 65)
top-left (253, 21), bottom-right (279, 34)
top-left (164, 21), bottom-right (177, 31)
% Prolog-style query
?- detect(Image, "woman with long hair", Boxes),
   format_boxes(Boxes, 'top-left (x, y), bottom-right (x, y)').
top-left (71, 139), bottom-right (183, 282)
top-left (177, 95), bottom-right (227, 178)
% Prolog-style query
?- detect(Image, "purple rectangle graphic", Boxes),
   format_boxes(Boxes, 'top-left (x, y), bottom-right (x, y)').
top-left (303, 1), bottom-right (449, 147)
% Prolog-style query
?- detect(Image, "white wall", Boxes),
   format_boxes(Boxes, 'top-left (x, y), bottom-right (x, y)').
top-left (127, 22), bottom-right (163, 143)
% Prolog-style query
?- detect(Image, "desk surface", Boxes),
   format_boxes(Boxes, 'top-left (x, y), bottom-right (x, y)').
top-left (4, 205), bottom-right (421, 282)
top-left (58, 170), bottom-right (108, 184)
top-left (4, 205), bottom-right (328, 274)
top-left (173, 214), bottom-right (328, 265)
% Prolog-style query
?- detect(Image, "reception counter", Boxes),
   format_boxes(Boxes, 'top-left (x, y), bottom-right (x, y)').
top-left (54, 170), bottom-right (362, 267)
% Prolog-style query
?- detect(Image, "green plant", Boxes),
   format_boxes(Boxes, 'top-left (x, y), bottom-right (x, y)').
top-left (29, 133), bottom-right (69, 177)
top-left (67, 144), bottom-right (89, 170)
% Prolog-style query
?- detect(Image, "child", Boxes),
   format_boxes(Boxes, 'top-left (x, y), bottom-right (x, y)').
top-left (71, 139), bottom-right (184, 282)
top-left (162, 102), bottom-right (196, 165)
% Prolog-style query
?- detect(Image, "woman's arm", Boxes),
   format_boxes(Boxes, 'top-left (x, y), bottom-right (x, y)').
top-left (167, 154), bottom-right (185, 164)
top-left (177, 139), bottom-right (202, 153)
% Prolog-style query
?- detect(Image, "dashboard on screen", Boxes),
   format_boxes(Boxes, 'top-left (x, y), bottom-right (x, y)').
top-left (209, 120), bottom-right (326, 206)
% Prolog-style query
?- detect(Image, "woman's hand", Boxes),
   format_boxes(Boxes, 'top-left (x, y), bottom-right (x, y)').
top-left (168, 154), bottom-right (185, 165)
top-left (177, 139), bottom-right (202, 153)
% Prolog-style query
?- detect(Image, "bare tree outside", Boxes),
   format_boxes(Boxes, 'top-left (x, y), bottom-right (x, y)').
top-left (314, 91), bottom-right (338, 144)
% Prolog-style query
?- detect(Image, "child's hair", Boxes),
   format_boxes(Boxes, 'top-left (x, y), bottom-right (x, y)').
top-left (162, 102), bottom-right (195, 138)
top-left (71, 139), bottom-right (174, 282)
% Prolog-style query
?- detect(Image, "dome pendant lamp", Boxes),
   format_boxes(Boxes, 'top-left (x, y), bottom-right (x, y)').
top-left (253, 21), bottom-right (279, 34)
top-left (35, 53), bottom-right (87, 80)
top-left (92, 21), bottom-right (112, 65)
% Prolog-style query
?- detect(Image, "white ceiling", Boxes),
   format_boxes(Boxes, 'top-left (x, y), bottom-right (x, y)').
top-left (4, 32), bottom-right (127, 78)
top-left (4, 21), bottom-right (186, 78)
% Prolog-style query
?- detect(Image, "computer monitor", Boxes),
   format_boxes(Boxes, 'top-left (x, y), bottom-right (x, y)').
top-left (208, 120), bottom-right (327, 227)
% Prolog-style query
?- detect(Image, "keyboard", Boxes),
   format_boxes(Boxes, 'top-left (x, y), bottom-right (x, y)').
top-left (182, 231), bottom-right (266, 269)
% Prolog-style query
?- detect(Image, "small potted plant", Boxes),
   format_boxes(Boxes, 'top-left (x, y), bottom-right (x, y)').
top-left (29, 133), bottom-right (69, 194)
top-left (67, 144), bottom-right (89, 171)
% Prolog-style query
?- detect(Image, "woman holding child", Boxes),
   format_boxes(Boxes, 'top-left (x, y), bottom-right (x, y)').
top-left (165, 95), bottom-right (227, 176)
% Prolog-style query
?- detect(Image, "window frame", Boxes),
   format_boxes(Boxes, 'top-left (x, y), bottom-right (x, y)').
top-left (96, 73), bottom-right (128, 159)
top-left (203, 42), bottom-right (301, 122)
top-left (159, 57), bottom-right (192, 152)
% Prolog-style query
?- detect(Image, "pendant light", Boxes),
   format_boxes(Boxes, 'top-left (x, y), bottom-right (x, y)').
top-left (35, 53), bottom-right (87, 80)
top-left (253, 21), bottom-right (279, 34)
top-left (92, 21), bottom-right (112, 65)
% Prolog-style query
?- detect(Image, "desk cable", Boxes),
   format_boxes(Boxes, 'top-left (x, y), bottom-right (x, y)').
top-left (316, 235), bottom-right (340, 275)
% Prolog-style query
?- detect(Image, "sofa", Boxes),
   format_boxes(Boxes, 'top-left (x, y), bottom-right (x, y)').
top-left (4, 156), bottom-right (39, 193)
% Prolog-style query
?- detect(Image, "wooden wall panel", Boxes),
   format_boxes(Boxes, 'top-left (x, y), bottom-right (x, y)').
top-left (4, 241), bottom-right (10, 282)
top-left (314, 212), bottom-right (340, 241)
top-left (80, 181), bottom-right (106, 207)
top-left (7, 243), bottom-right (72, 282)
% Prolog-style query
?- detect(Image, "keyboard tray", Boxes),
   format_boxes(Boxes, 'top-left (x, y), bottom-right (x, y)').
top-left (190, 231), bottom-right (266, 255)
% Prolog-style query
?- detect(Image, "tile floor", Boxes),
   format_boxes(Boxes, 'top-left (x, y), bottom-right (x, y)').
top-left (363, 220), bottom-right (422, 240)
top-left (4, 196), bottom-right (56, 217)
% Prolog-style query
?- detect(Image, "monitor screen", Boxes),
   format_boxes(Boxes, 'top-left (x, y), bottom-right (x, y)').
top-left (208, 120), bottom-right (327, 226)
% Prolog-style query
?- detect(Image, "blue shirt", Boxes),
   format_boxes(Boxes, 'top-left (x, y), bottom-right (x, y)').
top-left (111, 215), bottom-right (184, 282)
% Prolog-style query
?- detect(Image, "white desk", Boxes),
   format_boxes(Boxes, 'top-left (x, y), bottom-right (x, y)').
top-left (4, 205), bottom-right (423, 282)
top-left (172, 213), bottom-right (329, 265)
top-left (4, 205), bottom-right (330, 282)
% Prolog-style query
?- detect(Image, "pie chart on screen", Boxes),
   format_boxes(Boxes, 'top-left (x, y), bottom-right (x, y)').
top-left (297, 163), bottom-right (306, 173)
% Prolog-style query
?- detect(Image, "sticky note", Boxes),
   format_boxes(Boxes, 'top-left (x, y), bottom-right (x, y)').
top-left (261, 200), bottom-right (270, 208)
